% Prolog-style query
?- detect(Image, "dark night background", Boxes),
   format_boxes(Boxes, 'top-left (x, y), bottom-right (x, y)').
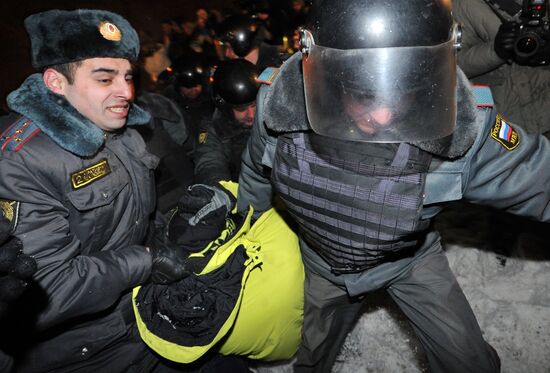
top-left (0, 0), bottom-right (240, 110)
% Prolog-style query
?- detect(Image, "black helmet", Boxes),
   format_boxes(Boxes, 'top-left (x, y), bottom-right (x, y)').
top-left (305, 0), bottom-right (454, 50)
top-left (299, 0), bottom-right (461, 143)
top-left (172, 55), bottom-right (207, 88)
top-left (212, 59), bottom-right (260, 108)
top-left (218, 15), bottom-right (260, 57)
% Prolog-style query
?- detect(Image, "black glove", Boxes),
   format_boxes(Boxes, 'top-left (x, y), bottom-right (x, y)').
top-left (177, 184), bottom-right (236, 226)
top-left (494, 21), bottom-right (520, 61)
top-left (149, 242), bottom-right (190, 285)
top-left (168, 209), bottom-right (226, 252)
top-left (0, 214), bottom-right (37, 317)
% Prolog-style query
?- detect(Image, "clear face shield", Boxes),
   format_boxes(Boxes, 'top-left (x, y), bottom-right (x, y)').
top-left (300, 25), bottom-right (461, 142)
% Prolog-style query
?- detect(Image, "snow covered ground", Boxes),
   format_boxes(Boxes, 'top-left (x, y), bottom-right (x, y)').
top-left (254, 202), bottom-right (550, 373)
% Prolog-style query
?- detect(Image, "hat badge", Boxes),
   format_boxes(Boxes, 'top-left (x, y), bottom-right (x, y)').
top-left (98, 21), bottom-right (122, 41)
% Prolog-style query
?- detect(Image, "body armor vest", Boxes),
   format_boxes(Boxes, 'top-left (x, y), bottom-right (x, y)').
top-left (271, 132), bottom-right (433, 274)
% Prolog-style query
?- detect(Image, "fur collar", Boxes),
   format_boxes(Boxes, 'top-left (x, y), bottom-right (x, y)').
top-left (264, 52), bottom-right (479, 159)
top-left (7, 74), bottom-right (150, 157)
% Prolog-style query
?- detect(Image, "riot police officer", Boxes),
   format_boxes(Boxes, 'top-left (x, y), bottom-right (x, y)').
top-left (228, 0), bottom-right (550, 372)
top-left (193, 59), bottom-right (260, 185)
top-left (217, 15), bottom-right (286, 70)
top-left (163, 54), bottom-right (215, 142)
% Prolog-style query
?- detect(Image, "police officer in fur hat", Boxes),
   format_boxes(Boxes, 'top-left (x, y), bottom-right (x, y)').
top-left (0, 9), bottom-right (194, 371)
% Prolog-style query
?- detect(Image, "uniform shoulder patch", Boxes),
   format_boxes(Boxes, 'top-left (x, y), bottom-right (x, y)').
top-left (71, 159), bottom-right (112, 189)
top-left (256, 67), bottom-right (280, 85)
top-left (473, 85), bottom-right (494, 107)
top-left (490, 115), bottom-right (520, 151)
top-left (198, 132), bottom-right (208, 145)
top-left (0, 200), bottom-right (20, 233)
top-left (0, 117), bottom-right (41, 152)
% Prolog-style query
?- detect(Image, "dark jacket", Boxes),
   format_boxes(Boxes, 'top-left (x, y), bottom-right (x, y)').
top-left (453, 0), bottom-right (550, 134)
top-left (136, 92), bottom-right (195, 212)
top-left (162, 83), bottom-right (215, 147)
top-left (256, 42), bottom-right (287, 71)
top-left (193, 109), bottom-right (252, 185)
top-left (0, 74), bottom-right (158, 372)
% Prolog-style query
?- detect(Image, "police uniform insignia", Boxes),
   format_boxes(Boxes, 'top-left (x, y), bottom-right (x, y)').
top-left (490, 115), bottom-right (520, 151)
top-left (198, 132), bottom-right (208, 144)
top-left (98, 21), bottom-right (122, 41)
top-left (1, 117), bottom-right (40, 152)
top-left (473, 86), bottom-right (494, 108)
top-left (71, 159), bottom-right (112, 189)
top-left (256, 67), bottom-right (280, 85)
top-left (0, 200), bottom-right (20, 233)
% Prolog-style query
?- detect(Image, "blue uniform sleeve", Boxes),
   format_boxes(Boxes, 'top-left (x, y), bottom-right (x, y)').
top-left (237, 85), bottom-right (277, 217)
top-left (463, 109), bottom-right (550, 221)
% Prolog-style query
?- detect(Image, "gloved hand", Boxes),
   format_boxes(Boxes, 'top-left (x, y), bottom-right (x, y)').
top-left (149, 242), bottom-right (190, 285)
top-left (0, 214), bottom-right (37, 318)
top-left (494, 21), bottom-right (520, 61)
top-left (168, 209), bottom-right (225, 252)
top-left (177, 184), bottom-right (236, 226)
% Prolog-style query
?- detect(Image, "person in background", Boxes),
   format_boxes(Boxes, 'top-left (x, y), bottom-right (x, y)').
top-left (162, 54), bottom-right (216, 144)
top-left (190, 8), bottom-right (218, 64)
top-left (193, 59), bottom-right (260, 185)
top-left (0, 9), bottom-right (194, 371)
top-left (217, 14), bottom-right (287, 71)
top-left (135, 91), bottom-right (194, 213)
top-left (453, 0), bottom-right (550, 135)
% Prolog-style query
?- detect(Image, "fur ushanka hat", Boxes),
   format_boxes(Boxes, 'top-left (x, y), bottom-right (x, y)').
top-left (25, 9), bottom-right (140, 70)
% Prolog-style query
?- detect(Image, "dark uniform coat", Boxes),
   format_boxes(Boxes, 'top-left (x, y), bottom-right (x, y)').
top-left (0, 74), bottom-right (161, 372)
top-left (193, 109), bottom-right (252, 185)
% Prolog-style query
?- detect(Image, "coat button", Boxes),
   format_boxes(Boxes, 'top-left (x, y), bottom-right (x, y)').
top-left (81, 347), bottom-right (88, 356)
top-left (102, 192), bottom-right (108, 199)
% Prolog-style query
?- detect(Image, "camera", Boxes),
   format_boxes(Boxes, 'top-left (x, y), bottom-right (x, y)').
top-left (513, 0), bottom-right (550, 65)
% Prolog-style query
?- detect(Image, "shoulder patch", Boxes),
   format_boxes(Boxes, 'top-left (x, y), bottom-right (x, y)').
top-left (0, 118), bottom-right (41, 152)
top-left (0, 200), bottom-right (20, 233)
top-left (256, 67), bottom-right (280, 85)
top-left (71, 159), bottom-right (112, 190)
top-left (490, 115), bottom-right (520, 151)
top-left (198, 132), bottom-right (208, 145)
top-left (473, 86), bottom-right (494, 107)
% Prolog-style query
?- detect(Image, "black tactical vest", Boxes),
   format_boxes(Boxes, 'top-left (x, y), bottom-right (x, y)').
top-left (271, 132), bottom-right (433, 274)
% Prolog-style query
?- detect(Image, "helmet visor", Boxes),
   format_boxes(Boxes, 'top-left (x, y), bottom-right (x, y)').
top-left (303, 38), bottom-right (457, 142)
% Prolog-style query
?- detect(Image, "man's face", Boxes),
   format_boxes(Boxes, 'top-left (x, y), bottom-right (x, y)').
top-left (232, 102), bottom-right (256, 127)
top-left (179, 84), bottom-right (203, 100)
top-left (60, 57), bottom-right (134, 132)
top-left (342, 93), bottom-right (393, 135)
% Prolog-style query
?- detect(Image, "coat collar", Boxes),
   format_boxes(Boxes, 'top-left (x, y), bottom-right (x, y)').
top-left (7, 73), bottom-right (150, 157)
top-left (263, 52), bottom-right (479, 159)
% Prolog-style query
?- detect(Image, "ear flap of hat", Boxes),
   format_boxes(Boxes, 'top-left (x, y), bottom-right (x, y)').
top-left (25, 9), bottom-right (140, 70)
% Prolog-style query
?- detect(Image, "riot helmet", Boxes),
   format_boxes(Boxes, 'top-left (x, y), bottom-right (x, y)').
top-left (212, 58), bottom-right (260, 108)
top-left (300, 0), bottom-right (462, 143)
top-left (172, 55), bottom-right (207, 88)
top-left (218, 15), bottom-right (260, 57)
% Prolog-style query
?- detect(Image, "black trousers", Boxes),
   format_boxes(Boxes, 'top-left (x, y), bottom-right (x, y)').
top-left (294, 246), bottom-right (500, 373)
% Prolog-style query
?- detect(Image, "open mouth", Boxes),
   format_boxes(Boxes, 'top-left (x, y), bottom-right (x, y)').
top-left (107, 103), bottom-right (130, 116)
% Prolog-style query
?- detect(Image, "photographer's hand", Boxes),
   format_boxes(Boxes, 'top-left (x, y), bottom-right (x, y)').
top-left (494, 21), bottom-right (520, 62)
